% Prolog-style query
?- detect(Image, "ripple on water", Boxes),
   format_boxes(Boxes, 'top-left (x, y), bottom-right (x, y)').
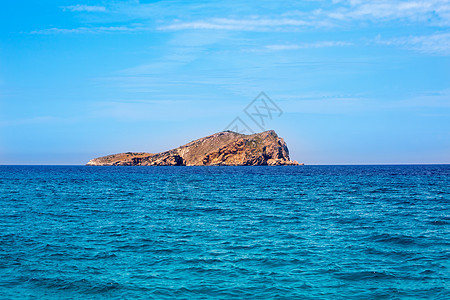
top-left (0, 165), bottom-right (448, 299)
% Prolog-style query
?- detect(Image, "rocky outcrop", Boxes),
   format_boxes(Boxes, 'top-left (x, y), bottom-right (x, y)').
top-left (86, 130), bottom-right (301, 166)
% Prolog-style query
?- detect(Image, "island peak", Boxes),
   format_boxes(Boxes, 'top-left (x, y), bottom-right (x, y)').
top-left (86, 130), bottom-right (301, 166)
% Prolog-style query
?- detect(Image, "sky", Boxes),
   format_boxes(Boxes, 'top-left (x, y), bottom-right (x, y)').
top-left (0, 0), bottom-right (449, 165)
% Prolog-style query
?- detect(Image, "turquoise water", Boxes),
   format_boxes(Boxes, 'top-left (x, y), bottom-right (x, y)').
top-left (0, 165), bottom-right (449, 299)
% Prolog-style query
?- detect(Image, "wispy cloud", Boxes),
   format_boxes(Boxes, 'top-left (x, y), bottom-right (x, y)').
top-left (31, 26), bottom-right (144, 35)
top-left (158, 17), bottom-right (333, 31)
top-left (326, 0), bottom-right (450, 25)
top-left (33, 0), bottom-right (450, 35)
top-left (376, 32), bottom-right (450, 55)
top-left (29, 0), bottom-right (450, 59)
top-left (261, 32), bottom-right (450, 55)
top-left (281, 88), bottom-right (450, 115)
top-left (159, 0), bottom-right (450, 32)
top-left (265, 41), bottom-right (352, 51)
top-left (62, 5), bottom-right (106, 12)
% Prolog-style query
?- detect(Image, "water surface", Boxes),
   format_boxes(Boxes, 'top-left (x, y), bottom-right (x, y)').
top-left (0, 165), bottom-right (449, 299)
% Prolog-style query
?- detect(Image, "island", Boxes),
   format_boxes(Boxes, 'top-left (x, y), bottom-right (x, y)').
top-left (86, 130), bottom-right (301, 166)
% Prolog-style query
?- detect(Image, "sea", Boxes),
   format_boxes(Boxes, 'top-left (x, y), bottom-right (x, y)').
top-left (0, 165), bottom-right (448, 299)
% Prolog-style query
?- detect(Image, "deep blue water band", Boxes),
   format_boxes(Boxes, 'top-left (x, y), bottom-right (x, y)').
top-left (0, 165), bottom-right (449, 299)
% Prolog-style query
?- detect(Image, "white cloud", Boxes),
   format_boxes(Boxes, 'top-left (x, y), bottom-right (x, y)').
top-left (376, 32), bottom-right (450, 55)
top-left (33, 1), bottom-right (450, 36)
top-left (160, 0), bottom-right (450, 32)
top-left (63, 5), bottom-right (106, 12)
top-left (159, 18), bottom-right (333, 31)
top-left (327, 0), bottom-right (450, 25)
top-left (280, 88), bottom-right (450, 115)
top-left (31, 26), bottom-right (142, 34)
top-left (265, 41), bottom-right (352, 51)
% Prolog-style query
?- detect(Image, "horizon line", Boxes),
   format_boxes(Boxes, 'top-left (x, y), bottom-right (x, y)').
top-left (0, 163), bottom-right (449, 167)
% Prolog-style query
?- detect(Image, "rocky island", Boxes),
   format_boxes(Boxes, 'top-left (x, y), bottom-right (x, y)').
top-left (86, 130), bottom-right (301, 166)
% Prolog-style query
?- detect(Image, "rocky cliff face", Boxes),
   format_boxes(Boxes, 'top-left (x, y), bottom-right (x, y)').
top-left (86, 130), bottom-right (301, 166)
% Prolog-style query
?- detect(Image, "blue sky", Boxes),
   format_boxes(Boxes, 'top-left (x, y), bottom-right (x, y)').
top-left (0, 0), bottom-right (449, 164)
